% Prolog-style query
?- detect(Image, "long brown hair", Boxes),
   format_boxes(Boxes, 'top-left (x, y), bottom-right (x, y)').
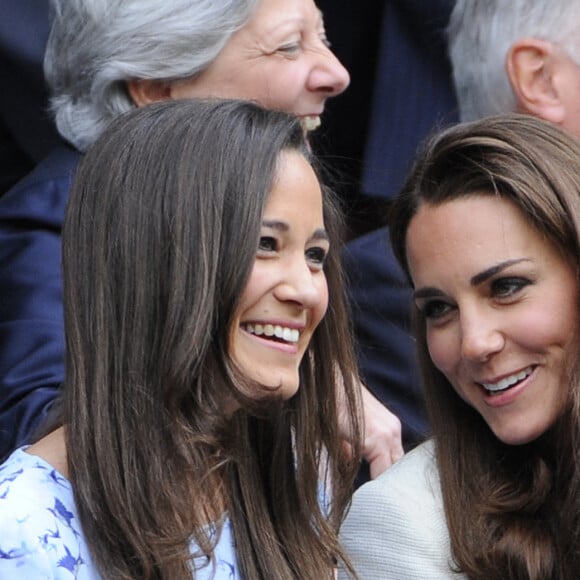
top-left (62, 99), bottom-right (362, 579)
top-left (390, 113), bottom-right (580, 579)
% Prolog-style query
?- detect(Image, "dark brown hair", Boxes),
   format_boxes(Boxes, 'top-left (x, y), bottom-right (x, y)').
top-left (390, 113), bottom-right (580, 579)
top-left (62, 99), bottom-right (361, 579)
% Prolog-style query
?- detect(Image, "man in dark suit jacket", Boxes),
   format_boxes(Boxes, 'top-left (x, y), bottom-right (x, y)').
top-left (317, 0), bottom-right (458, 449)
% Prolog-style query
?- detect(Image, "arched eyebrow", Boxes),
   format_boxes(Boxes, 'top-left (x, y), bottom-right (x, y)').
top-left (262, 219), bottom-right (289, 232)
top-left (311, 228), bottom-right (329, 242)
top-left (413, 287), bottom-right (445, 301)
top-left (261, 220), bottom-right (328, 242)
top-left (470, 258), bottom-right (531, 286)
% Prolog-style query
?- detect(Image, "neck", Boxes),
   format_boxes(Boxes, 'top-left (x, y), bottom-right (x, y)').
top-left (25, 426), bottom-right (69, 478)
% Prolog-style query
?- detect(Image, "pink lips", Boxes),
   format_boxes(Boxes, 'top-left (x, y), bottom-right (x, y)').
top-left (241, 327), bottom-right (299, 355)
top-left (480, 366), bottom-right (537, 407)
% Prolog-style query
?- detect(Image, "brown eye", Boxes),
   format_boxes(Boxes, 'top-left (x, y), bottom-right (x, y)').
top-left (305, 246), bottom-right (327, 269)
top-left (491, 277), bottom-right (531, 298)
top-left (419, 300), bottom-right (453, 320)
top-left (258, 236), bottom-right (277, 252)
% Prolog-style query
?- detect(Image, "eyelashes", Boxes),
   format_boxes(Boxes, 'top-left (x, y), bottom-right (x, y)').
top-left (490, 276), bottom-right (531, 298)
top-left (305, 246), bottom-right (327, 269)
top-left (257, 236), bottom-right (328, 269)
top-left (417, 276), bottom-right (534, 322)
top-left (418, 299), bottom-right (453, 321)
top-left (275, 30), bottom-right (332, 56)
top-left (276, 43), bottom-right (300, 56)
top-left (258, 236), bottom-right (277, 252)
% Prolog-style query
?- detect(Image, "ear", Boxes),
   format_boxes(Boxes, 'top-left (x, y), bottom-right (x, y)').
top-left (506, 38), bottom-right (565, 124)
top-left (126, 79), bottom-right (173, 107)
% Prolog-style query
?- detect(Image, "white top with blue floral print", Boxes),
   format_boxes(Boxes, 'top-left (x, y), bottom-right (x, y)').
top-left (0, 448), bottom-right (239, 578)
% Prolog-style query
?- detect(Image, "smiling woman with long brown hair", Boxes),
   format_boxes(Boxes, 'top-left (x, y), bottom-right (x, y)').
top-left (340, 113), bottom-right (580, 580)
top-left (0, 99), bottom-right (362, 579)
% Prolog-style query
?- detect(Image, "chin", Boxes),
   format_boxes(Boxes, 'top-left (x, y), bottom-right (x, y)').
top-left (492, 426), bottom-right (546, 446)
top-left (276, 379), bottom-right (300, 401)
top-left (249, 373), bottom-right (299, 401)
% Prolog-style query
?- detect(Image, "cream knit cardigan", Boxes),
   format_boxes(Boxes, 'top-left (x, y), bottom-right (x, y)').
top-left (339, 440), bottom-right (467, 579)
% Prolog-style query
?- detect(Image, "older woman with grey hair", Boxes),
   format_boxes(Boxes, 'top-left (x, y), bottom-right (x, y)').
top-left (0, 0), bottom-right (403, 474)
top-left (45, 0), bottom-right (262, 151)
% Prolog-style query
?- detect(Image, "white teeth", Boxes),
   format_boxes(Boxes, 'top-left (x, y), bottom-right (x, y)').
top-left (481, 367), bottom-right (533, 392)
top-left (243, 323), bottom-right (300, 343)
top-left (300, 116), bottom-right (321, 132)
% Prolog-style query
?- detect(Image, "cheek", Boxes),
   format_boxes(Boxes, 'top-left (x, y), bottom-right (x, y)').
top-left (520, 308), bottom-right (579, 361)
top-left (426, 327), bottom-right (458, 375)
top-left (516, 281), bottom-right (577, 346)
top-left (313, 279), bottom-right (329, 327)
top-left (258, 67), bottom-right (306, 112)
top-left (235, 267), bottom-right (268, 317)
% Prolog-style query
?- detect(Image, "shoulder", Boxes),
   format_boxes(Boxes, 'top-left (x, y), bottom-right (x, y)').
top-left (348, 439), bottom-right (441, 519)
top-left (0, 447), bottom-right (72, 513)
top-left (0, 449), bottom-right (97, 578)
top-left (340, 441), bottom-right (464, 579)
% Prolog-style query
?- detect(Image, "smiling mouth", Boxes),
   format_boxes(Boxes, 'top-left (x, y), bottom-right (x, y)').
top-left (242, 323), bottom-right (300, 344)
top-left (478, 366), bottom-right (534, 395)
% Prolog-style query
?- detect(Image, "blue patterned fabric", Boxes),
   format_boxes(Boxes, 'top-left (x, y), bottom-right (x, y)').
top-left (0, 448), bottom-right (239, 578)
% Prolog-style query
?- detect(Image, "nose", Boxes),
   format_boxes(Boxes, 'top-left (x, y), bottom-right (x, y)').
top-left (307, 45), bottom-right (350, 97)
top-left (275, 256), bottom-right (324, 308)
top-left (460, 308), bottom-right (505, 362)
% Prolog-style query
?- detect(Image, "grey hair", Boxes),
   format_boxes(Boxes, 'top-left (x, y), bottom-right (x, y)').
top-left (44, 0), bottom-right (258, 151)
top-left (448, 0), bottom-right (580, 122)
